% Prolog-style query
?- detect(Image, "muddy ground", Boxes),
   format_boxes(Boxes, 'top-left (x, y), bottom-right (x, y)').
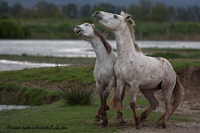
top-left (118, 66), bottom-right (200, 133)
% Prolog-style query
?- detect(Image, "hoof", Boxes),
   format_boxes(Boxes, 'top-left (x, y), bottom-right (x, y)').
top-left (94, 117), bottom-right (100, 122)
top-left (141, 120), bottom-right (145, 126)
top-left (136, 123), bottom-right (143, 129)
top-left (116, 118), bottom-right (123, 123)
top-left (120, 121), bottom-right (126, 126)
top-left (161, 121), bottom-right (166, 129)
top-left (99, 124), bottom-right (106, 128)
top-left (106, 106), bottom-right (110, 111)
top-left (162, 124), bottom-right (166, 129)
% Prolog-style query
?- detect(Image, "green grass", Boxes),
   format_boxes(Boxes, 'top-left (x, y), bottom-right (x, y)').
top-left (170, 59), bottom-right (200, 69)
top-left (0, 64), bottom-right (95, 86)
top-left (0, 58), bottom-right (199, 105)
top-left (0, 54), bottom-right (96, 65)
top-left (0, 60), bottom-right (198, 132)
top-left (143, 48), bottom-right (200, 59)
top-left (0, 95), bottom-right (193, 133)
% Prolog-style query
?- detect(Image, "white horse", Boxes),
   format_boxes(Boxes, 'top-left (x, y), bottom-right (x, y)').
top-left (93, 11), bottom-right (183, 129)
top-left (74, 23), bottom-right (117, 127)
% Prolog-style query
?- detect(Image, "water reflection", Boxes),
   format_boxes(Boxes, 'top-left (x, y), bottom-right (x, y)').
top-left (0, 40), bottom-right (199, 71)
top-left (0, 105), bottom-right (30, 111)
top-left (0, 59), bottom-right (70, 71)
top-left (1, 40), bottom-right (199, 57)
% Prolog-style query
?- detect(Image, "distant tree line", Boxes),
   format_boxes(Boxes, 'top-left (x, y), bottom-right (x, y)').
top-left (0, 0), bottom-right (200, 22)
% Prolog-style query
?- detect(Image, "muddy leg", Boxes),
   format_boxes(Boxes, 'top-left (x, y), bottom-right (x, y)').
top-left (116, 79), bottom-right (126, 126)
top-left (99, 77), bottom-right (116, 128)
top-left (94, 83), bottom-right (104, 122)
top-left (161, 92), bottom-right (172, 128)
top-left (130, 84), bottom-right (142, 129)
top-left (161, 80), bottom-right (174, 128)
top-left (140, 89), bottom-right (159, 125)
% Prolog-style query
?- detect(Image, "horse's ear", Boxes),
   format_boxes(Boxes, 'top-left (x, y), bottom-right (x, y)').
top-left (125, 15), bottom-right (131, 19)
top-left (125, 15), bottom-right (135, 26)
top-left (120, 11), bottom-right (125, 17)
top-left (91, 24), bottom-right (95, 28)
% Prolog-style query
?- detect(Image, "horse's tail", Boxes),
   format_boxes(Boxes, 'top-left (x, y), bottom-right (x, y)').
top-left (158, 74), bottom-right (184, 122)
top-left (109, 86), bottom-right (117, 110)
top-left (170, 74), bottom-right (184, 117)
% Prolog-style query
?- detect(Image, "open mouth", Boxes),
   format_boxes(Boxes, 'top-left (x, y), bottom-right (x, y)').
top-left (74, 28), bottom-right (82, 36)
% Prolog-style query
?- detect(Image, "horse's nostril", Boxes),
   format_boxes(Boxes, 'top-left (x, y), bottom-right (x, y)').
top-left (95, 11), bottom-right (99, 15)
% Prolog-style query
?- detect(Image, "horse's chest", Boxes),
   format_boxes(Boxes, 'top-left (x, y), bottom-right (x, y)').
top-left (94, 66), bottom-right (113, 84)
top-left (114, 63), bottom-right (133, 80)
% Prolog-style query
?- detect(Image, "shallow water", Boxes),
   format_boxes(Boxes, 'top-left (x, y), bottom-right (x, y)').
top-left (0, 40), bottom-right (199, 71)
top-left (0, 59), bottom-right (70, 71)
top-left (0, 105), bottom-right (30, 111)
top-left (1, 40), bottom-right (200, 57)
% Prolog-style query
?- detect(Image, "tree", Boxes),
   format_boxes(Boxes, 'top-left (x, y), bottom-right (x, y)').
top-left (0, 1), bottom-right (9, 15)
top-left (151, 3), bottom-right (171, 22)
top-left (128, 3), bottom-right (137, 19)
top-left (18, 1), bottom-right (64, 18)
top-left (131, 0), bottom-right (152, 21)
top-left (80, 4), bottom-right (91, 17)
top-left (34, 2), bottom-right (63, 18)
top-left (116, 6), bottom-right (127, 14)
top-left (62, 4), bottom-right (78, 19)
top-left (92, 3), bottom-right (116, 13)
top-left (10, 3), bottom-right (23, 17)
top-left (177, 7), bottom-right (188, 21)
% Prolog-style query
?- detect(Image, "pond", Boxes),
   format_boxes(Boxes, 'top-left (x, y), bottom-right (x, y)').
top-left (0, 105), bottom-right (30, 111)
top-left (0, 40), bottom-right (199, 71)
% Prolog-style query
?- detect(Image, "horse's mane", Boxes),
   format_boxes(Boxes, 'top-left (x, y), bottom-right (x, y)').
top-left (93, 27), bottom-right (112, 54)
top-left (121, 12), bottom-right (142, 53)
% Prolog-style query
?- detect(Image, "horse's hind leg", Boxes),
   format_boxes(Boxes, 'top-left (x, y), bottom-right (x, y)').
top-left (140, 89), bottom-right (159, 125)
top-left (130, 84), bottom-right (142, 129)
top-left (94, 83), bottom-right (104, 122)
top-left (161, 80), bottom-right (175, 128)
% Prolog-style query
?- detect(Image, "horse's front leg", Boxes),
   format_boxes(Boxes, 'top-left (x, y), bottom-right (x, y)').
top-left (99, 76), bottom-right (116, 128)
top-left (116, 79), bottom-right (126, 126)
top-left (94, 83), bottom-right (104, 122)
top-left (130, 84), bottom-right (142, 129)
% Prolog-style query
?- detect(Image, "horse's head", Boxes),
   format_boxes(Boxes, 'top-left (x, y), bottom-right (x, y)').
top-left (74, 23), bottom-right (112, 54)
top-left (92, 11), bottom-right (135, 32)
top-left (74, 23), bottom-right (96, 39)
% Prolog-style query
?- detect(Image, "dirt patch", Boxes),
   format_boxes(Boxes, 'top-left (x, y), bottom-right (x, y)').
top-left (176, 66), bottom-right (200, 110)
top-left (119, 66), bottom-right (200, 132)
top-left (118, 121), bottom-right (200, 133)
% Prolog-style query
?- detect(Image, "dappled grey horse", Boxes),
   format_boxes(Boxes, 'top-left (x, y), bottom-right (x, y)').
top-left (74, 23), bottom-right (117, 127)
top-left (93, 11), bottom-right (183, 129)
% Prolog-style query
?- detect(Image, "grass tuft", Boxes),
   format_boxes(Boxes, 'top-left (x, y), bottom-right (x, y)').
top-left (60, 84), bottom-right (96, 106)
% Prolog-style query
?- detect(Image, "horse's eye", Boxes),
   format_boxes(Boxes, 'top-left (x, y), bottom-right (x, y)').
top-left (114, 15), bottom-right (118, 19)
top-left (85, 24), bottom-right (89, 26)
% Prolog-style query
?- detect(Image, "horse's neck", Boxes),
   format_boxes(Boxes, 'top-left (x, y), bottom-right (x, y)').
top-left (89, 37), bottom-right (110, 64)
top-left (114, 26), bottom-right (136, 60)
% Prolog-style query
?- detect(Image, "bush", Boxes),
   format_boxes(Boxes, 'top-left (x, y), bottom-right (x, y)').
top-left (0, 82), bottom-right (60, 105)
top-left (0, 20), bottom-right (24, 39)
top-left (0, 13), bottom-right (10, 19)
top-left (60, 84), bottom-right (96, 105)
